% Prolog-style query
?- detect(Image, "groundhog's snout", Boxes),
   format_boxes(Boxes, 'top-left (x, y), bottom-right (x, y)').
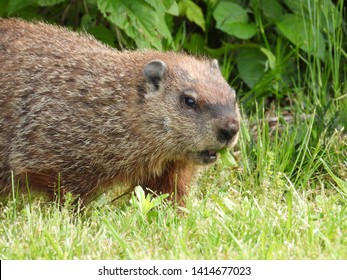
top-left (218, 120), bottom-right (239, 143)
top-left (217, 118), bottom-right (240, 144)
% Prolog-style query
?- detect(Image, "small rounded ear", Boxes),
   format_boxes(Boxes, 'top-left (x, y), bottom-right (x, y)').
top-left (144, 60), bottom-right (167, 91)
top-left (211, 59), bottom-right (219, 69)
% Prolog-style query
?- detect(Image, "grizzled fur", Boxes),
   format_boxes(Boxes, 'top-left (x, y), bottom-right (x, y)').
top-left (0, 19), bottom-right (240, 204)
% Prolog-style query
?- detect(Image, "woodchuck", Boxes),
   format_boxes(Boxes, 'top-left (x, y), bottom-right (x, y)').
top-left (0, 18), bottom-right (240, 205)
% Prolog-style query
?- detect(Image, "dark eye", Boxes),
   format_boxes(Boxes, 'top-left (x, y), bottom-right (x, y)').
top-left (184, 96), bottom-right (196, 109)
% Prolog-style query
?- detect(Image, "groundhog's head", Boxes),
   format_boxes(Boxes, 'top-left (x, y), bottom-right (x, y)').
top-left (134, 54), bottom-right (240, 165)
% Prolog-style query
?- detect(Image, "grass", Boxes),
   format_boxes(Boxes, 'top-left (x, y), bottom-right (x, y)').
top-left (0, 0), bottom-right (346, 260)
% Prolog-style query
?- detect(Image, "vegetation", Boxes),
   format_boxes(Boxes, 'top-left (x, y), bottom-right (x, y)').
top-left (0, 0), bottom-right (346, 259)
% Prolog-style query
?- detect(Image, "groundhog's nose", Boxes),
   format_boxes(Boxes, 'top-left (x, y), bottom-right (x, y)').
top-left (218, 119), bottom-right (239, 144)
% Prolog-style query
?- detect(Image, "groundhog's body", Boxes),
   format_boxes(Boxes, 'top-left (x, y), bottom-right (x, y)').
top-left (0, 19), bottom-right (240, 204)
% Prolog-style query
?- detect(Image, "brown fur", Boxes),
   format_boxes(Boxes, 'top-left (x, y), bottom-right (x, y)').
top-left (0, 18), bottom-right (240, 205)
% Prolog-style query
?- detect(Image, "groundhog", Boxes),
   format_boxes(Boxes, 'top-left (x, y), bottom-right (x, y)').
top-left (0, 18), bottom-right (240, 205)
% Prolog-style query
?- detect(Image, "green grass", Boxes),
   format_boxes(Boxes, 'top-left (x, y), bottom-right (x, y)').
top-left (1, 0), bottom-right (346, 260)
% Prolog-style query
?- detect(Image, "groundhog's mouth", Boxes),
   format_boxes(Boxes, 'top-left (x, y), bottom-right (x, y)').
top-left (200, 150), bottom-right (218, 164)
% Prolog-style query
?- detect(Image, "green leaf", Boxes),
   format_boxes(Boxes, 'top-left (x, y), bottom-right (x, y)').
top-left (0, 0), bottom-right (9, 16)
top-left (260, 0), bottom-right (284, 21)
top-left (276, 13), bottom-right (326, 60)
top-left (0, 0), bottom-right (9, 17)
top-left (213, 0), bottom-right (256, 39)
top-left (144, 0), bottom-right (179, 17)
top-left (236, 48), bottom-right (267, 88)
top-left (214, 1), bottom-right (248, 26)
top-left (162, 0), bottom-right (179, 15)
top-left (80, 14), bottom-right (95, 29)
top-left (87, 26), bottom-right (116, 47)
top-left (221, 22), bottom-right (256, 40)
top-left (260, 47), bottom-right (276, 70)
top-left (4, 0), bottom-right (31, 15)
top-left (130, 186), bottom-right (168, 218)
top-left (35, 0), bottom-right (66, 6)
top-left (97, 0), bottom-right (172, 50)
top-left (282, 0), bottom-right (303, 13)
top-left (183, 33), bottom-right (206, 54)
top-left (219, 148), bottom-right (237, 167)
top-left (179, 0), bottom-right (205, 31)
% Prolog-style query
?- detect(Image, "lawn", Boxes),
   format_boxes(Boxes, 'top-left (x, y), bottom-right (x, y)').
top-left (0, 0), bottom-right (346, 260)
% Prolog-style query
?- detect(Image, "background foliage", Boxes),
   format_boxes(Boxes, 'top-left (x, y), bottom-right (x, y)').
top-left (1, 0), bottom-right (346, 112)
